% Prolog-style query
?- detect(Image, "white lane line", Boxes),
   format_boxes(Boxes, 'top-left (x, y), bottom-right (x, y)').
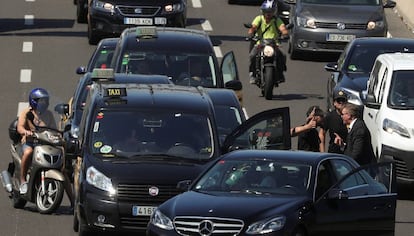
top-left (201, 20), bottom-right (213, 31)
top-left (20, 69), bottom-right (32, 83)
top-left (24, 15), bottom-right (34, 25)
top-left (25, 0), bottom-right (35, 2)
top-left (17, 102), bottom-right (29, 116)
top-left (192, 0), bottom-right (202, 8)
top-left (22, 42), bottom-right (33, 52)
top-left (213, 46), bottom-right (222, 58)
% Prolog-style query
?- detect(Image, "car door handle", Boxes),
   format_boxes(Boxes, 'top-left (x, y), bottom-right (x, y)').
top-left (367, 112), bottom-right (373, 119)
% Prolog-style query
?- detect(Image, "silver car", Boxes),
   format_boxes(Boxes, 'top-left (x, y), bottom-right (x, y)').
top-left (287, 0), bottom-right (396, 59)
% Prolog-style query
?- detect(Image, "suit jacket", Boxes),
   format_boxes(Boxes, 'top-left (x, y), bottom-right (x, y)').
top-left (344, 119), bottom-right (376, 166)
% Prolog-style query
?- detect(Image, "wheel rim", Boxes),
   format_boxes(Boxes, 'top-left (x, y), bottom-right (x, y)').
top-left (36, 179), bottom-right (62, 212)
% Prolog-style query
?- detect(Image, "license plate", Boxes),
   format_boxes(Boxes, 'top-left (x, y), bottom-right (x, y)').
top-left (326, 34), bottom-right (356, 42)
top-left (124, 18), bottom-right (153, 25)
top-left (132, 206), bottom-right (157, 216)
top-left (154, 17), bottom-right (167, 25)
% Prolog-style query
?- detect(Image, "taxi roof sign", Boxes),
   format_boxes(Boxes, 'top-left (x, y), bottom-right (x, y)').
top-left (104, 88), bottom-right (127, 97)
top-left (91, 68), bottom-right (114, 80)
top-left (135, 27), bottom-right (158, 39)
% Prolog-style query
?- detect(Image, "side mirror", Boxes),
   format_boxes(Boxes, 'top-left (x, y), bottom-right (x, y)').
top-left (176, 180), bottom-right (192, 191)
top-left (384, 0), bottom-right (396, 8)
top-left (324, 62), bottom-right (338, 72)
top-left (364, 94), bottom-right (380, 109)
top-left (327, 188), bottom-right (349, 200)
top-left (285, 23), bottom-right (294, 30)
top-left (76, 66), bottom-right (87, 75)
top-left (243, 23), bottom-right (252, 29)
top-left (54, 103), bottom-right (70, 116)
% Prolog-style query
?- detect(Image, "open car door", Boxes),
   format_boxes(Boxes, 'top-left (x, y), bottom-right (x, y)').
top-left (221, 107), bottom-right (291, 153)
top-left (313, 161), bottom-right (397, 236)
top-left (221, 51), bottom-right (239, 85)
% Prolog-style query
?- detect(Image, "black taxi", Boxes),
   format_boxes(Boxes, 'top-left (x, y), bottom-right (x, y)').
top-left (110, 26), bottom-right (242, 99)
top-left (71, 79), bottom-right (291, 235)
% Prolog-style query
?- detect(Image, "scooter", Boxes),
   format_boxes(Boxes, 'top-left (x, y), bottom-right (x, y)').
top-left (1, 113), bottom-right (67, 214)
top-left (244, 23), bottom-right (290, 100)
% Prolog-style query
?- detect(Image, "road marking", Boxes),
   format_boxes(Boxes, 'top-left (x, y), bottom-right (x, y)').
top-left (192, 0), bottom-right (202, 8)
top-left (201, 19), bottom-right (213, 31)
top-left (25, 0), bottom-right (35, 2)
top-left (20, 69), bottom-right (32, 83)
top-left (17, 102), bottom-right (29, 116)
top-left (214, 46), bottom-right (222, 58)
top-left (24, 15), bottom-right (34, 25)
top-left (22, 42), bottom-right (33, 52)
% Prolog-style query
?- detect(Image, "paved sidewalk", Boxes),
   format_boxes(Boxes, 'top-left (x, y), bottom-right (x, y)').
top-left (393, 0), bottom-right (414, 34)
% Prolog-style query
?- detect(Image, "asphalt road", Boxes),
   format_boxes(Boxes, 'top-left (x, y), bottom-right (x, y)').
top-left (0, 0), bottom-right (413, 235)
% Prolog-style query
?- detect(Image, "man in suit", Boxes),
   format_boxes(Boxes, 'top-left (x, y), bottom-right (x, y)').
top-left (334, 103), bottom-right (376, 166)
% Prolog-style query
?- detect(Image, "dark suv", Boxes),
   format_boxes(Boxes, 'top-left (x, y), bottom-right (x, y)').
top-left (87, 0), bottom-right (187, 44)
top-left (71, 80), bottom-right (291, 235)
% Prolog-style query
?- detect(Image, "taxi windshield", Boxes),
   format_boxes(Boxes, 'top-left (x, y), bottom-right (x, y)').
top-left (89, 110), bottom-right (214, 160)
top-left (119, 52), bottom-right (217, 87)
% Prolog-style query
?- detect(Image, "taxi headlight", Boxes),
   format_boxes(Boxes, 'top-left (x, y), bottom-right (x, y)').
top-left (93, 0), bottom-right (114, 12)
top-left (86, 166), bottom-right (116, 195)
top-left (263, 45), bottom-right (275, 57)
top-left (150, 209), bottom-right (174, 230)
top-left (383, 118), bottom-right (410, 138)
top-left (246, 216), bottom-right (286, 234)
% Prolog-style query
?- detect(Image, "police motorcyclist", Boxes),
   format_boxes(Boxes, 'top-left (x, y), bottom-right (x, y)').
top-left (248, 0), bottom-right (289, 84)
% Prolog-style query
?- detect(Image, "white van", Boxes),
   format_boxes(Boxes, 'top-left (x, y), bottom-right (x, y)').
top-left (363, 53), bottom-right (414, 186)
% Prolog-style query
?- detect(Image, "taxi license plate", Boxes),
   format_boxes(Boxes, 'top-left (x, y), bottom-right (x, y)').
top-left (132, 206), bottom-right (157, 216)
top-left (124, 18), bottom-right (153, 25)
top-left (326, 34), bottom-right (356, 42)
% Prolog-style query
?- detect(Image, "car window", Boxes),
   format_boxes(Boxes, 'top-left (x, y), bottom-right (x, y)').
top-left (214, 105), bottom-right (243, 144)
top-left (330, 159), bottom-right (366, 189)
top-left (315, 161), bottom-right (335, 200)
top-left (89, 49), bottom-right (115, 71)
top-left (389, 71), bottom-right (414, 107)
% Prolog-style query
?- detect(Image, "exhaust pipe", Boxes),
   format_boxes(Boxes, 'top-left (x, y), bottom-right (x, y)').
top-left (1, 170), bottom-right (13, 193)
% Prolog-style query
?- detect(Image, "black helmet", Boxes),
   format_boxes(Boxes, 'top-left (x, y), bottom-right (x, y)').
top-left (29, 88), bottom-right (49, 112)
top-left (261, 0), bottom-right (277, 14)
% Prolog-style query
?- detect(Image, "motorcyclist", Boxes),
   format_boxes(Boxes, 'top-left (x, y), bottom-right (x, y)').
top-left (248, 0), bottom-right (289, 84)
top-left (17, 88), bottom-right (56, 194)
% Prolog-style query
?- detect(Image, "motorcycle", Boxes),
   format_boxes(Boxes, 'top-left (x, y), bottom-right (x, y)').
top-left (1, 107), bottom-right (68, 214)
top-left (244, 23), bottom-right (290, 100)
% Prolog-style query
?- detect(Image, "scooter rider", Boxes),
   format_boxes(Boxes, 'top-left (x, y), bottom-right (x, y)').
top-left (248, 0), bottom-right (289, 84)
top-left (17, 88), bottom-right (56, 194)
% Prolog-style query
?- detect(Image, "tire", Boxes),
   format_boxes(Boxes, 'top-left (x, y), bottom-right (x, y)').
top-left (263, 66), bottom-right (274, 100)
top-left (76, 1), bottom-right (87, 23)
top-left (35, 178), bottom-right (64, 214)
top-left (73, 209), bottom-right (79, 232)
top-left (87, 21), bottom-right (99, 45)
top-left (288, 38), bottom-right (299, 60)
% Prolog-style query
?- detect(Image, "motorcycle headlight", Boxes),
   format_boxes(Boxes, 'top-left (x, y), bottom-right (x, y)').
top-left (297, 16), bottom-right (316, 29)
top-left (150, 209), bottom-right (174, 230)
top-left (86, 166), bottom-right (116, 195)
top-left (71, 125), bottom-right (79, 139)
top-left (383, 118), bottom-right (410, 138)
top-left (246, 216), bottom-right (286, 234)
top-left (92, 0), bottom-right (114, 12)
top-left (263, 45), bottom-right (275, 57)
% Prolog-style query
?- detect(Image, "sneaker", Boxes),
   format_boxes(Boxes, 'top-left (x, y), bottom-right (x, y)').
top-left (19, 182), bottom-right (28, 194)
top-left (249, 72), bottom-right (257, 84)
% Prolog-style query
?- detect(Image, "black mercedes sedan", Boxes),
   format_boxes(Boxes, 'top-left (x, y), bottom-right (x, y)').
top-left (147, 150), bottom-right (397, 236)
